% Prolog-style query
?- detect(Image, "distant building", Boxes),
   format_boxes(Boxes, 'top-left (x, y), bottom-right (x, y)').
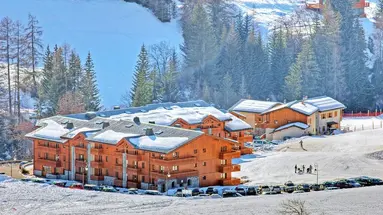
top-left (26, 115), bottom-right (242, 191)
top-left (306, 0), bottom-right (370, 17)
top-left (230, 96), bottom-right (346, 140)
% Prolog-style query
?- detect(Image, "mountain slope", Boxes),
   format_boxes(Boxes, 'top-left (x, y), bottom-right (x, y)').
top-left (0, 0), bottom-right (182, 108)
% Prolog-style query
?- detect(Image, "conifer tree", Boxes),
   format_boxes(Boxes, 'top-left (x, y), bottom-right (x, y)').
top-left (68, 51), bottom-right (82, 92)
top-left (81, 52), bottom-right (101, 111)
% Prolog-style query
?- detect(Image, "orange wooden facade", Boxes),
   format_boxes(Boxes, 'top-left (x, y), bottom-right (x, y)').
top-left (306, 0), bottom-right (369, 17)
top-left (32, 132), bottom-right (241, 190)
top-left (261, 107), bottom-right (308, 129)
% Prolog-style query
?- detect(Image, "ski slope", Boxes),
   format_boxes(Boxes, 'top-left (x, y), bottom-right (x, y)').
top-left (0, 0), bottom-right (182, 108)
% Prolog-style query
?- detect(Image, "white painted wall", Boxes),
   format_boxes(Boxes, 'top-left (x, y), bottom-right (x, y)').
top-left (272, 127), bottom-right (307, 141)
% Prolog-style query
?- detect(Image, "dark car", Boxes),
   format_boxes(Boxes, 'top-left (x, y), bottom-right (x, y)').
top-left (310, 184), bottom-right (322, 191)
top-left (355, 177), bottom-right (373, 186)
top-left (247, 186), bottom-right (257, 195)
top-left (205, 187), bottom-right (216, 195)
top-left (271, 186), bottom-right (282, 194)
top-left (258, 185), bottom-right (271, 194)
top-left (222, 190), bottom-right (243, 198)
top-left (235, 187), bottom-right (246, 196)
top-left (370, 178), bottom-right (383, 185)
top-left (334, 181), bottom-right (353, 189)
top-left (192, 188), bottom-right (200, 196)
top-left (52, 181), bottom-right (67, 187)
top-left (283, 181), bottom-right (295, 193)
top-left (84, 184), bottom-right (102, 191)
top-left (297, 184), bottom-right (310, 192)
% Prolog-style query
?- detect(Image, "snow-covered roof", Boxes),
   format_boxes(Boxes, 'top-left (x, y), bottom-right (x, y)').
top-left (127, 136), bottom-right (189, 153)
top-left (229, 99), bottom-right (281, 113)
top-left (261, 101), bottom-right (295, 115)
top-left (304, 96), bottom-right (346, 112)
top-left (26, 119), bottom-right (70, 143)
top-left (224, 113), bottom-right (252, 132)
top-left (62, 127), bottom-right (101, 139)
top-left (290, 102), bottom-right (318, 116)
top-left (87, 130), bottom-right (140, 145)
top-left (273, 122), bottom-right (309, 133)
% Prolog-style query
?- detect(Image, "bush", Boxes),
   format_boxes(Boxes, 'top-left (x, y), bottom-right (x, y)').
top-left (277, 199), bottom-right (310, 215)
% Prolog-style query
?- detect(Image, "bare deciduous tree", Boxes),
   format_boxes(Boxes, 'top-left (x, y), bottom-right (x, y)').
top-left (57, 91), bottom-right (85, 115)
top-left (278, 199), bottom-right (310, 215)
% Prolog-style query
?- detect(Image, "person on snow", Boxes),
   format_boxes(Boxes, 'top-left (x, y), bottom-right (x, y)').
top-left (302, 165), bottom-right (305, 174)
top-left (309, 165), bottom-right (313, 174)
top-left (295, 165), bottom-right (297, 173)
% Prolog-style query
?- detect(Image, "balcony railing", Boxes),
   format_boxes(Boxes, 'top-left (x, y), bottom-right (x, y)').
top-left (90, 148), bottom-right (103, 154)
top-left (219, 164), bottom-right (240, 173)
top-left (90, 175), bottom-right (104, 181)
top-left (91, 161), bottom-right (104, 168)
top-left (151, 170), bottom-right (198, 179)
top-left (219, 150), bottom-right (241, 160)
top-left (75, 159), bottom-right (87, 167)
top-left (151, 156), bottom-right (197, 165)
top-left (220, 177), bottom-right (241, 186)
top-left (37, 158), bottom-right (62, 167)
top-left (127, 165), bottom-right (142, 174)
top-left (75, 173), bottom-right (86, 181)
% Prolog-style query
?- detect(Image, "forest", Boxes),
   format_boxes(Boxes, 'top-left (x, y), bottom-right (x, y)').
top-left (129, 0), bottom-right (383, 112)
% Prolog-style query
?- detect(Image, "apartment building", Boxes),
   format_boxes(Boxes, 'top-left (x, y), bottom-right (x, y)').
top-left (26, 115), bottom-right (241, 191)
top-left (67, 100), bottom-right (253, 155)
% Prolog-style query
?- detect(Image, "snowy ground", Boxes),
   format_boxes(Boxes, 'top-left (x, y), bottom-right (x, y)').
top-left (233, 128), bottom-right (383, 185)
top-left (341, 116), bottom-right (383, 131)
top-left (1, 177), bottom-right (383, 214)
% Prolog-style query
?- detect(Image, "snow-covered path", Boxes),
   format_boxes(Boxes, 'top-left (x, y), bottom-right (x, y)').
top-left (1, 180), bottom-right (383, 214)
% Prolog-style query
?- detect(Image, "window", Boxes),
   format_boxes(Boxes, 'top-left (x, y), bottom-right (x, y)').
top-left (115, 172), bottom-right (119, 178)
top-left (194, 163), bottom-right (197, 168)
top-left (160, 154), bottom-right (165, 159)
top-left (106, 156), bottom-right (108, 162)
top-left (160, 166), bottom-right (165, 172)
top-left (95, 168), bottom-right (102, 176)
top-left (142, 162), bottom-right (145, 169)
top-left (115, 158), bottom-right (118, 164)
top-left (152, 178), bottom-right (155, 184)
top-left (152, 164), bottom-right (155, 171)
top-left (194, 149), bottom-right (198, 154)
top-left (308, 118), bottom-right (311, 125)
top-left (328, 112), bottom-right (333, 118)
top-left (133, 175), bottom-right (137, 181)
top-left (55, 143), bottom-right (59, 148)
top-left (152, 153), bottom-right (155, 157)
top-left (220, 160), bottom-right (227, 165)
top-left (79, 167), bottom-right (84, 173)
top-left (97, 155), bottom-right (102, 162)
top-left (79, 142), bottom-right (84, 148)
top-left (220, 146), bottom-right (227, 152)
top-left (133, 161), bottom-right (138, 167)
top-left (203, 148), bottom-right (206, 153)
top-left (105, 169), bottom-right (109, 176)
top-left (79, 154), bottom-right (84, 161)
top-left (172, 152), bottom-right (179, 158)
top-left (334, 111), bottom-right (338, 117)
top-left (44, 141), bottom-right (49, 147)
top-left (203, 161), bottom-right (207, 166)
top-left (44, 153), bottom-right (48, 159)
top-left (141, 176), bottom-right (145, 182)
top-left (172, 165), bottom-right (179, 171)
top-left (63, 155), bottom-right (66, 162)
top-left (202, 176), bottom-right (206, 180)
top-left (321, 114), bottom-right (326, 119)
top-left (220, 173), bottom-right (227, 179)
top-left (274, 120), bottom-right (278, 124)
top-left (258, 118), bottom-right (262, 122)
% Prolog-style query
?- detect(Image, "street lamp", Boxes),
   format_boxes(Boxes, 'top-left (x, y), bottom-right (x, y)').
top-left (314, 163), bottom-right (318, 184)
top-left (166, 172), bottom-right (171, 196)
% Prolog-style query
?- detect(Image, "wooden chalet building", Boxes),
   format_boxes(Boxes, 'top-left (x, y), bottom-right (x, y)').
top-left (306, 0), bottom-right (370, 17)
top-left (26, 115), bottom-right (242, 191)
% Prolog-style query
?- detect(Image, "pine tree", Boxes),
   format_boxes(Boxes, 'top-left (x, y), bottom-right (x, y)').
top-left (24, 14), bottom-right (43, 97)
top-left (130, 44), bottom-right (153, 107)
top-left (68, 51), bottom-right (82, 92)
top-left (161, 49), bottom-right (180, 102)
top-left (221, 72), bottom-right (238, 108)
top-left (81, 52), bottom-right (101, 111)
top-left (284, 62), bottom-right (302, 101)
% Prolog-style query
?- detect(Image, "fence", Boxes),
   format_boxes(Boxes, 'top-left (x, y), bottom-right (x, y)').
top-left (343, 110), bottom-right (383, 117)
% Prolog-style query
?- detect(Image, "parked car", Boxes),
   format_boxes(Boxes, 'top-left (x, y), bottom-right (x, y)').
top-left (192, 188), bottom-right (200, 196)
top-left (355, 177), bottom-right (373, 186)
top-left (310, 184), bottom-right (323, 191)
top-left (69, 183), bottom-right (84, 190)
top-left (205, 187), bottom-right (217, 195)
top-left (31, 178), bottom-right (46, 184)
top-left (247, 186), bottom-right (257, 195)
top-left (240, 176), bottom-right (250, 184)
top-left (297, 184), bottom-right (310, 192)
top-left (210, 194), bottom-right (222, 199)
top-left (21, 178), bottom-right (32, 182)
top-left (235, 186), bottom-right (246, 196)
top-left (334, 181), bottom-right (353, 189)
top-left (271, 185), bottom-right (282, 194)
top-left (345, 179), bottom-right (361, 188)
top-left (19, 161), bottom-right (29, 169)
top-left (144, 190), bottom-right (162, 195)
top-left (102, 186), bottom-right (117, 192)
top-left (283, 181), bottom-right (295, 193)
top-left (52, 181), bottom-right (66, 187)
top-left (258, 185), bottom-right (270, 194)
top-left (222, 190), bottom-right (243, 198)
top-left (322, 181), bottom-right (337, 189)
top-left (370, 178), bottom-right (383, 185)
top-left (84, 184), bottom-right (101, 191)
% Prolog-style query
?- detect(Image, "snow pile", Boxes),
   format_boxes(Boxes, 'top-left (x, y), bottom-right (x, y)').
top-left (28, 120), bottom-right (69, 142)
top-left (88, 130), bottom-right (139, 144)
top-left (230, 99), bottom-right (281, 113)
top-left (0, 174), bottom-right (13, 183)
top-left (128, 135), bottom-right (189, 153)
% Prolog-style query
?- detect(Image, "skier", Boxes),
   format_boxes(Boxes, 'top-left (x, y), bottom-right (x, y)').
top-left (295, 164), bottom-right (297, 173)
top-left (309, 165), bottom-right (313, 174)
top-left (302, 165), bottom-right (305, 174)
top-left (300, 140), bottom-right (303, 149)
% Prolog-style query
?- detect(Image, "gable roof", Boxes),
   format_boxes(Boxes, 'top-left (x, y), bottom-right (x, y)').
top-left (304, 96), bottom-right (346, 112)
top-left (229, 99), bottom-right (282, 113)
top-left (273, 122), bottom-right (309, 133)
top-left (224, 113), bottom-right (253, 132)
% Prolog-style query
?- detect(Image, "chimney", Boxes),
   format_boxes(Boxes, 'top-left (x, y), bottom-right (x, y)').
top-left (302, 96), bottom-right (308, 105)
top-left (145, 128), bottom-right (154, 136)
top-left (102, 122), bottom-right (110, 129)
top-left (85, 112), bottom-right (97, 120)
top-left (133, 116), bottom-right (141, 125)
top-left (66, 122), bottom-right (74, 129)
top-left (113, 106), bottom-right (120, 110)
top-left (149, 121), bottom-right (155, 124)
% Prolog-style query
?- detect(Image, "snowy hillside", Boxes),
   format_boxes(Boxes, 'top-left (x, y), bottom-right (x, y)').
top-left (0, 0), bottom-right (182, 108)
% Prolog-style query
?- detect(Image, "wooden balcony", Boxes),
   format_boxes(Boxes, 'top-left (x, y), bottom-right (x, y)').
top-left (37, 158), bottom-right (62, 167)
top-left (220, 177), bottom-right (241, 186)
top-left (115, 163), bottom-right (123, 172)
top-left (74, 145), bottom-right (87, 153)
top-left (90, 175), bottom-right (104, 181)
top-left (127, 165), bottom-right (142, 174)
top-left (91, 148), bottom-right (103, 154)
top-left (127, 180), bottom-right (138, 188)
top-left (219, 164), bottom-right (241, 173)
top-left (151, 170), bottom-right (198, 179)
top-left (241, 147), bottom-right (253, 155)
top-left (75, 159), bottom-right (87, 167)
top-left (91, 161), bottom-right (104, 168)
top-left (75, 173), bottom-right (86, 181)
top-left (151, 156), bottom-right (197, 166)
top-left (219, 150), bottom-right (241, 160)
